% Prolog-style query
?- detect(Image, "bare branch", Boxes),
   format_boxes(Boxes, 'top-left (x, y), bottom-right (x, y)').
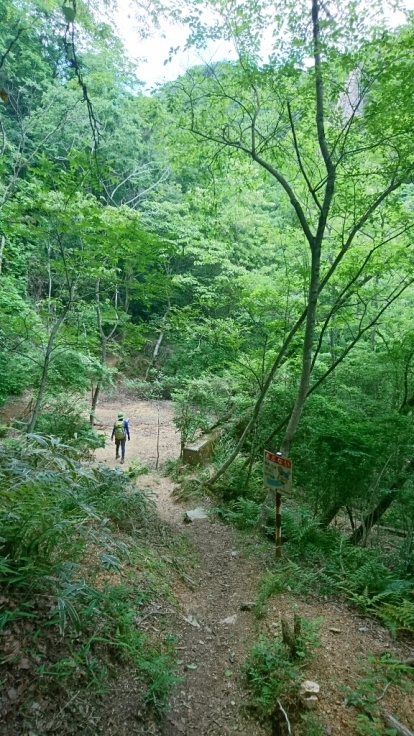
top-left (319, 178), bottom-right (404, 293)
top-left (0, 24), bottom-right (25, 70)
top-left (308, 278), bottom-right (414, 396)
top-left (312, 0), bottom-right (335, 176)
top-left (287, 100), bottom-right (322, 211)
top-left (265, 278), bottom-right (414, 447)
top-left (251, 150), bottom-right (315, 247)
top-left (122, 167), bottom-right (171, 207)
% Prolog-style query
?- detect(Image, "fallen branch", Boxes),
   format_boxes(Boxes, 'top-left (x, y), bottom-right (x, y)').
top-left (382, 713), bottom-right (414, 736)
top-left (349, 675), bottom-right (414, 736)
top-left (373, 681), bottom-right (391, 702)
top-left (376, 525), bottom-right (408, 538)
top-left (277, 699), bottom-right (292, 735)
top-left (46, 690), bottom-right (80, 730)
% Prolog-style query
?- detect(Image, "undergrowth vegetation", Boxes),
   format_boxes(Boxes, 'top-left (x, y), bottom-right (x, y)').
top-left (345, 654), bottom-right (414, 736)
top-left (34, 397), bottom-right (106, 457)
top-left (0, 431), bottom-right (181, 726)
top-left (170, 378), bottom-right (414, 634)
top-left (214, 499), bottom-right (414, 636)
top-left (244, 614), bottom-right (324, 734)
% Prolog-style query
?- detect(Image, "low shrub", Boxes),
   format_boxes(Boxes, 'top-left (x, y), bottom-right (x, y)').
top-left (0, 432), bottom-right (178, 715)
top-left (244, 614), bottom-right (320, 722)
top-left (35, 396), bottom-right (105, 455)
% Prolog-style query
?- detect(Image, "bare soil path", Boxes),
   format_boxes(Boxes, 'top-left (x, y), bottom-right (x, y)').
top-left (94, 396), bottom-right (268, 736)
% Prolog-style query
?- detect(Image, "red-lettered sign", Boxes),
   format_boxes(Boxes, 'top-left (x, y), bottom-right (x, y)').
top-left (264, 450), bottom-right (292, 495)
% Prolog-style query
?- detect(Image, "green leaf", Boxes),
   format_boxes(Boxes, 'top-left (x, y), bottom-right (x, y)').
top-left (61, 5), bottom-right (76, 22)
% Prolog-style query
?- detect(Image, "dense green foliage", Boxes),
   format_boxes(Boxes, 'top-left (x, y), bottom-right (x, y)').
top-left (1, 0), bottom-right (414, 581)
top-left (2, 0), bottom-right (414, 728)
top-left (0, 432), bottom-right (179, 715)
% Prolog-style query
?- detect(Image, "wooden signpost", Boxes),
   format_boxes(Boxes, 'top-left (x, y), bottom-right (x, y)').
top-left (263, 450), bottom-right (292, 558)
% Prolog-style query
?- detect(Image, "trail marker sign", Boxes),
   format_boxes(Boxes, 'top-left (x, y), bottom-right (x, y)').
top-left (263, 451), bottom-right (292, 496)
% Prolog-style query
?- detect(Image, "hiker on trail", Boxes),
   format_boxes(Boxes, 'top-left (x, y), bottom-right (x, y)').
top-left (111, 412), bottom-right (130, 464)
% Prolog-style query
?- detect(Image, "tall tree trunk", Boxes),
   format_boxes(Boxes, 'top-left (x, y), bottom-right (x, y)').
top-left (257, 0), bottom-right (335, 522)
top-left (280, 245), bottom-right (322, 456)
top-left (258, 241), bottom-right (322, 521)
top-left (320, 498), bottom-right (346, 528)
top-left (350, 491), bottom-right (399, 546)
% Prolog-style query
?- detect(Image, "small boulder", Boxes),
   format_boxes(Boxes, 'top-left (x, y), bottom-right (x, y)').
top-left (300, 680), bottom-right (320, 696)
top-left (240, 602), bottom-right (255, 611)
top-left (184, 508), bottom-right (209, 522)
top-left (300, 680), bottom-right (320, 709)
top-left (183, 615), bottom-right (201, 628)
top-left (219, 614), bottom-right (237, 625)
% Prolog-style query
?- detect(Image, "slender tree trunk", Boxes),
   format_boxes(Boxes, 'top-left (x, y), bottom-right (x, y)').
top-left (90, 278), bottom-right (119, 425)
top-left (349, 460), bottom-right (414, 545)
top-left (47, 245), bottom-right (52, 328)
top-left (90, 384), bottom-right (100, 425)
top-left (0, 235), bottom-right (5, 274)
top-left (258, 242), bottom-right (322, 520)
top-left (27, 312), bottom-right (67, 432)
top-left (90, 340), bottom-right (107, 425)
top-left (90, 279), bottom-right (104, 425)
top-left (280, 246), bottom-right (322, 456)
top-left (329, 328), bottom-right (336, 366)
top-left (145, 305), bottom-right (170, 380)
top-left (257, 0), bottom-right (335, 520)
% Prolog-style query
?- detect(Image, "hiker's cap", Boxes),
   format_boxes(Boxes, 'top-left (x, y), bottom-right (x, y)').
top-left (118, 412), bottom-right (124, 419)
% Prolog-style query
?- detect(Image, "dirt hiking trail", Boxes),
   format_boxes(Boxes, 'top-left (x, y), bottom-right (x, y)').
top-left (93, 396), bottom-right (414, 736)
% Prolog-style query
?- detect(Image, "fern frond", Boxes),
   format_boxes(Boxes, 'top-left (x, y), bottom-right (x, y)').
top-left (374, 600), bottom-right (414, 636)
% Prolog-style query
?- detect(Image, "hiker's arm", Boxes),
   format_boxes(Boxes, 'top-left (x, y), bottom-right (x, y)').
top-left (125, 421), bottom-right (130, 440)
top-left (111, 426), bottom-right (115, 440)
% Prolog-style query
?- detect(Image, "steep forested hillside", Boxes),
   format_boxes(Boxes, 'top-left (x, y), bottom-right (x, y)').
top-left (1, 0), bottom-right (414, 733)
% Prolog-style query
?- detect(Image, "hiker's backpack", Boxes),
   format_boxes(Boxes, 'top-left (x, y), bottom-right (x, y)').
top-left (114, 419), bottom-right (126, 440)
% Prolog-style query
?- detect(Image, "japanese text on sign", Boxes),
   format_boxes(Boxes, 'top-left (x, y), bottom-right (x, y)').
top-left (263, 450), bottom-right (292, 495)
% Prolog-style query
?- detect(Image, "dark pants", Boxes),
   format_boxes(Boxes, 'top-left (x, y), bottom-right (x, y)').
top-left (115, 438), bottom-right (126, 460)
